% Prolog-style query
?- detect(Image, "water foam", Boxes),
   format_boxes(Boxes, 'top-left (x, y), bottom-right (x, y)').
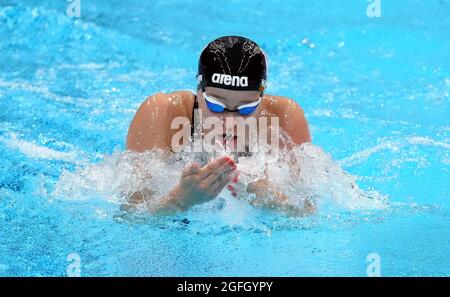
top-left (2, 133), bottom-right (83, 164)
top-left (0, 80), bottom-right (91, 107)
top-left (52, 142), bottom-right (387, 216)
top-left (339, 136), bottom-right (450, 167)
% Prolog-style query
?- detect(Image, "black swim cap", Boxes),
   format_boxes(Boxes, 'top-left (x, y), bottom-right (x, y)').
top-left (197, 36), bottom-right (267, 92)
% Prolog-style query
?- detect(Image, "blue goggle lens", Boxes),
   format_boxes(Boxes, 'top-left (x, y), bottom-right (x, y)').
top-left (203, 92), bottom-right (261, 115)
top-left (205, 100), bottom-right (225, 113)
top-left (237, 106), bottom-right (258, 115)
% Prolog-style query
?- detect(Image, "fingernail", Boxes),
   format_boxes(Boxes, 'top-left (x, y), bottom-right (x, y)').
top-left (227, 185), bottom-right (234, 191)
top-left (233, 177), bottom-right (238, 183)
top-left (232, 192), bottom-right (237, 197)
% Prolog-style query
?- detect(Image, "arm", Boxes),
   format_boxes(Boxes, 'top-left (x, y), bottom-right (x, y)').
top-left (126, 94), bottom-right (238, 215)
top-left (279, 98), bottom-right (312, 147)
top-left (128, 157), bottom-right (238, 216)
top-left (126, 93), bottom-right (175, 152)
top-left (125, 92), bottom-right (184, 214)
top-left (229, 97), bottom-right (315, 216)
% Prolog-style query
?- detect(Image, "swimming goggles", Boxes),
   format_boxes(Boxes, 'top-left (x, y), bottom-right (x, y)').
top-left (203, 92), bottom-right (261, 115)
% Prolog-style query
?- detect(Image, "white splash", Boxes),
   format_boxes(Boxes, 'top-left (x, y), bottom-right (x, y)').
top-left (0, 80), bottom-right (91, 106)
top-left (2, 133), bottom-right (83, 164)
top-left (339, 136), bottom-right (450, 167)
top-left (52, 142), bottom-right (387, 214)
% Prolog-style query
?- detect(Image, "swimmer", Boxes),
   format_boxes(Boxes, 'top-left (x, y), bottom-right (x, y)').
top-left (126, 36), bottom-right (313, 216)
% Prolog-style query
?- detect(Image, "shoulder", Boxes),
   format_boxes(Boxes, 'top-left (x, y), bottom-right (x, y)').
top-left (262, 94), bottom-right (305, 117)
top-left (138, 90), bottom-right (195, 117)
top-left (261, 94), bottom-right (311, 145)
top-left (126, 90), bottom-right (195, 151)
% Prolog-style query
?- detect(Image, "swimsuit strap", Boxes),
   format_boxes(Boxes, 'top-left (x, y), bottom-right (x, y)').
top-left (191, 95), bottom-right (198, 138)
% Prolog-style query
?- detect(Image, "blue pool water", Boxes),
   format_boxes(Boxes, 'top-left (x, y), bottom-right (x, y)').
top-left (0, 0), bottom-right (449, 276)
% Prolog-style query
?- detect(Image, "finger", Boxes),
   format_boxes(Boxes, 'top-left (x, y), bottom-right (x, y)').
top-left (211, 179), bottom-right (232, 198)
top-left (202, 159), bottom-right (236, 186)
top-left (232, 172), bottom-right (239, 183)
top-left (210, 170), bottom-right (235, 196)
top-left (201, 156), bottom-right (234, 180)
top-left (205, 167), bottom-right (234, 195)
top-left (226, 185), bottom-right (238, 198)
top-left (200, 156), bottom-right (235, 180)
top-left (181, 162), bottom-right (201, 177)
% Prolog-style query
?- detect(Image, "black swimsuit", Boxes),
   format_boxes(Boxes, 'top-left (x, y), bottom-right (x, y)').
top-left (190, 95), bottom-right (198, 138)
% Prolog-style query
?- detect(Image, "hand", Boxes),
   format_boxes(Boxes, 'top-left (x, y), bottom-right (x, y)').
top-left (166, 156), bottom-right (238, 212)
top-left (225, 177), bottom-right (280, 203)
top-left (247, 178), bottom-right (286, 207)
top-left (245, 178), bottom-right (316, 216)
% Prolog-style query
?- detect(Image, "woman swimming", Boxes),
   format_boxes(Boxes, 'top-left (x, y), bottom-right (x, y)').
top-left (126, 36), bottom-right (313, 215)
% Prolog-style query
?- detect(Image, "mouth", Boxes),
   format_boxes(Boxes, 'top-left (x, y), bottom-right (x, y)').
top-left (222, 133), bottom-right (237, 146)
top-left (222, 133), bottom-right (237, 139)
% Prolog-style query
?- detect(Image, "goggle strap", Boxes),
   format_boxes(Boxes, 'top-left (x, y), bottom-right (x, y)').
top-left (203, 93), bottom-right (227, 108)
top-left (237, 97), bottom-right (261, 110)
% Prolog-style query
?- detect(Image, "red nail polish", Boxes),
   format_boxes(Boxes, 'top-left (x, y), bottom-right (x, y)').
top-left (233, 177), bottom-right (238, 183)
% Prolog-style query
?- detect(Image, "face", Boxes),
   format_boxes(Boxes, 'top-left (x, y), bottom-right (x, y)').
top-left (198, 87), bottom-right (261, 118)
top-left (196, 87), bottom-right (262, 150)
